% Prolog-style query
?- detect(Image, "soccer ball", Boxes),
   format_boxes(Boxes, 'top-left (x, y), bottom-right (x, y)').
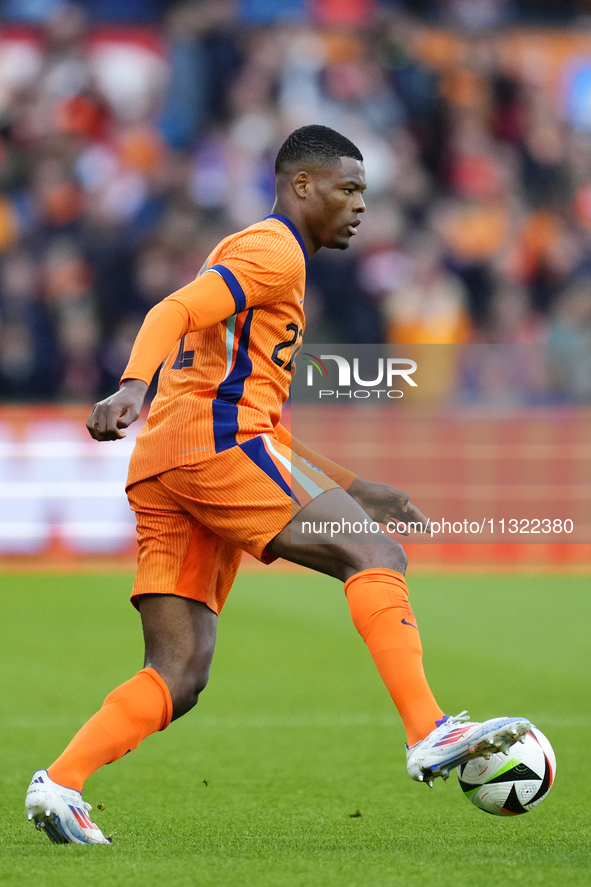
top-left (457, 725), bottom-right (556, 816)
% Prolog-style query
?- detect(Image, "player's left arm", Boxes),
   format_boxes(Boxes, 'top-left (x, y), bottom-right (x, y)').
top-left (274, 424), bottom-right (429, 535)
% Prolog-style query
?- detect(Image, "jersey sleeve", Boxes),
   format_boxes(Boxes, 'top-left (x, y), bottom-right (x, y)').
top-left (121, 271), bottom-right (236, 386)
top-left (209, 230), bottom-right (304, 310)
top-left (274, 423), bottom-right (357, 491)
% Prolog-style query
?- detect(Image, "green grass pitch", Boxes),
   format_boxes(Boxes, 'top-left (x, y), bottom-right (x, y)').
top-left (1, 570), bottom-right (590, 886)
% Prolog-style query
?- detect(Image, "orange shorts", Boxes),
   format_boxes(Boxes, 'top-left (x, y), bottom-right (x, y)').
top-left (127, 434), bottom-right (340, 614)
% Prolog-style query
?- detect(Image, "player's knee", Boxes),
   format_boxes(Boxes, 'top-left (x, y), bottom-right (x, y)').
top-left (346, 539), bottom-right (407, 580)
top-left (389, 540), bottom-right (408, 574)
top-left (169, 658), bottom-right (212, 719)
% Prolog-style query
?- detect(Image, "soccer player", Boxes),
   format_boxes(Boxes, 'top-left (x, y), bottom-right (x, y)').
top-left (25, 126), bottom-right (529, 844)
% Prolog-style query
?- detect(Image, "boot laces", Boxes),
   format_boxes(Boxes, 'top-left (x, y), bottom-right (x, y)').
top-left (450, 710), bottom-right (471, 723)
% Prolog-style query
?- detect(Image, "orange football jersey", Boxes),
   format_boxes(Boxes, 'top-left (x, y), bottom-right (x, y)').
top-left (126, 215), bottom-right (307, 486)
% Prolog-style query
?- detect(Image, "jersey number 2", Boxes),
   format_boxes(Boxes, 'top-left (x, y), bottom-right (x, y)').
top-left (272, 323), bottom-right (302, 372)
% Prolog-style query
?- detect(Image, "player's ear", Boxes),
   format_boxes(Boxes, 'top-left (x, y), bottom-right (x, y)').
top-left (293, 170), bottom-right (311, 199)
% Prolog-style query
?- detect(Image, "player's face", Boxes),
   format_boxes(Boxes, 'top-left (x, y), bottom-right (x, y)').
top-left (308, 157), bottom-right (367, 250)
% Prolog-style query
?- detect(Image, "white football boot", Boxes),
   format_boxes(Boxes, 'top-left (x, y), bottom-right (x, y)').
top-left (25, 770), bottom-right (110, 844)
top-left (406, 712), bottom-right (531, 787)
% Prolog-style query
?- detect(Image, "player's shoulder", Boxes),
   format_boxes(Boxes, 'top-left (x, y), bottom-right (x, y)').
top-left (218, 217), bottom-right (306, 265)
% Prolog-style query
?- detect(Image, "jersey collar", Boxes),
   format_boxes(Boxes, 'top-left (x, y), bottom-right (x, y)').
top-left (264, 213), bottom-right (309, 265)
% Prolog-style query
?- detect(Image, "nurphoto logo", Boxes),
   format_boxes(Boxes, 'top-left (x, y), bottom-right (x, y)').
top-left (302, 353), bottom-right (418, 399)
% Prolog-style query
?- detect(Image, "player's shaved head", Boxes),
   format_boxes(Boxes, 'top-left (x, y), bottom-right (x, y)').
top-left (275, 125), bottom-right (363, 174)
top-left (273, 125), bottom-right (366, 255)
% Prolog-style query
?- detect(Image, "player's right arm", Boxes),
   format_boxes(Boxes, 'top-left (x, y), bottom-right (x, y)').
top-left (274, 423), bottom-right (357, 489)
top-left (86, 271), bottom-right (237, 441)
top-left (274, 422), bottom-right (430, 535)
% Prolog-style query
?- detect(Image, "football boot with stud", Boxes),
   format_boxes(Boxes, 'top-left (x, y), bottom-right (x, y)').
top-left (406, 711), bottom-right (531, 787)
top-left (25, 769), bottom-right (110, 845)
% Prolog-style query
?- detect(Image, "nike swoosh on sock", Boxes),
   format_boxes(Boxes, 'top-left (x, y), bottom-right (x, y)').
top-left (401, 618), bottom-right (418, 629)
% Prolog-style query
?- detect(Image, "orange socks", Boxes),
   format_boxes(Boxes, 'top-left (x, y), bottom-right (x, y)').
top-left (48, 668), bottom-right (173, 792)
top-left (344, 568), bottom-right (444, 746)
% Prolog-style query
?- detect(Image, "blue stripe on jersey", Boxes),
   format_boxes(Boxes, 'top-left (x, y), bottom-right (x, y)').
top-left (263, 214), bottom-right (309, 265)
top-left (239, 436), bottom-right (300, 504)
top-left (208, 264), bottom-right (247, 313)
top-left (212, 308), bottom-right (253, 452)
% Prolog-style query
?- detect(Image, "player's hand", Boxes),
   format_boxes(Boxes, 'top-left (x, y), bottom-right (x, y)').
top-left (86, 379), bottom-right (148, 441)
top-left (347, 477), bottom-right (430, 536)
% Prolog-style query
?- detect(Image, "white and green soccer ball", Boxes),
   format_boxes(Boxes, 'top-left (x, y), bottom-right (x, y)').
top-left (457, 725), bottom-right (556, 816)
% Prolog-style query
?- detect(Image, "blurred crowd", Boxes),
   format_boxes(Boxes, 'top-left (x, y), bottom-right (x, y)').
top-left (1, 0), bottom-right (591, 401)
